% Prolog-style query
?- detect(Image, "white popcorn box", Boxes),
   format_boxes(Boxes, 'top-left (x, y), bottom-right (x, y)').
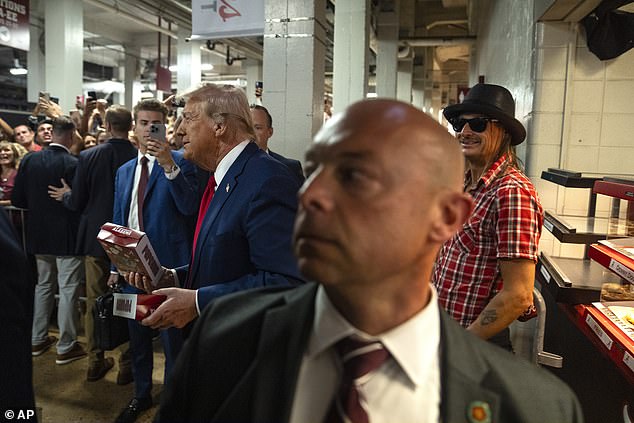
top-left (97, 222), bottom-right (163, 286)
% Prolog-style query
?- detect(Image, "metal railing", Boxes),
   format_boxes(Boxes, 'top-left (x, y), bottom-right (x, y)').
top-left (2, 205), bottom-right (27, 252)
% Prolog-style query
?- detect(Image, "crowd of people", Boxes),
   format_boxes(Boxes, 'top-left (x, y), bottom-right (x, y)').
top-left (0, 82), bottom-right (584, 423)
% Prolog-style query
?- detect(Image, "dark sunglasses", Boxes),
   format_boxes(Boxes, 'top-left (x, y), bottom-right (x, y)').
top-left (450, 117), bottom-right (498, 133)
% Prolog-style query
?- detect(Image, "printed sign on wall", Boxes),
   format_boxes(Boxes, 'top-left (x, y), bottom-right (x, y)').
top-left (191, 0), bottom-right (264, 40)
top-left (0, 0), bottom-right (29, 51)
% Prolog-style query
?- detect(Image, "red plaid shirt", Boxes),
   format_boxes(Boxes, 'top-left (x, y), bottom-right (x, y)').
top-left (432, 154), bottom-right (543, 327)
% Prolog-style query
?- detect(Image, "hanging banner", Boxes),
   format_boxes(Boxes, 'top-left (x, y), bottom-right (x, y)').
top-left (0, 0), bottom-right (29, 51)
top-left (191, 0), bottom-right (264, 40)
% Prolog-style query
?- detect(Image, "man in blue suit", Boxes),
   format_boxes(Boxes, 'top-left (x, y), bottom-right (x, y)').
top-left (251, 105), bottom-right (304, 183)
top-left (110, 99), bottom-right (199, 423)
top-left (127, 83), bottom-right (304, 330)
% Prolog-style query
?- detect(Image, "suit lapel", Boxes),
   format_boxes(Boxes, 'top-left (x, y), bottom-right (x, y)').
top-left (121, 162), bottom-right (135, 225)
top-left (144, 159), bottom-right (162, 200)
top-left (439, 311), bottom-right (500, 423)
top-left (251, 285), bottom-right (316, 422)
top-left (211, 284), bottom-right (317, 423)
top-left (190, 143), bottom-right (258, 284)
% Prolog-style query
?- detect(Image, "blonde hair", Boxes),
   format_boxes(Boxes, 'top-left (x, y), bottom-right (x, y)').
top-left (185, 84), bottom-right (255, 139)
top-left (0, 141), bottom-right (26, 168)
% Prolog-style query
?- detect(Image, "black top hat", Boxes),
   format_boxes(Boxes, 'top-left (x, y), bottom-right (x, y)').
top-left (443, 83), bottom-right (526, 145)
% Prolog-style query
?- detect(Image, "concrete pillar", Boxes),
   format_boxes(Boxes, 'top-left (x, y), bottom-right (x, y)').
top-left (263, 0), bottom-right (326, 161)
top-left (376, 11), bottom-right (399, 98)
top-left (27, 20), bottom-right (45, 103)
top-left (332, 0), bottom-right (370, 112)
top-left (44, 0), bottom-right (83, 113)
top-left (177, 27), bottom-right (201, 94)
top-left (412, 81), bottom-right (424, 110)
top-left (124, 46), bottom-right (139, 110)
top-left (245, 59), bottom-right (263, 106)
top-left (397, 59), bottom-right (413, 103)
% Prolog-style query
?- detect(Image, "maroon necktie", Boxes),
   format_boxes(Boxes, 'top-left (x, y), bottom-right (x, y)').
top-left (137, 156), bottom-right (149, 231)
top-left (324, 337), bottom-right (390, 423)
top-left (186, 175), bottom-right (216, 288)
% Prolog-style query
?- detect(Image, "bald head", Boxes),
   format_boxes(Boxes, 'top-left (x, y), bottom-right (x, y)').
top-left (314, 99), bottom-right (465, 193)
top-left (296, 99), bottom-right (472, 333)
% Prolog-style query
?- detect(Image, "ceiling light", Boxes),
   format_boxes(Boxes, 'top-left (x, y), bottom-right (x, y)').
top-left (168, 64), bottom-right (214, 72)
top-left (10, 58), bottom-right (27, 75)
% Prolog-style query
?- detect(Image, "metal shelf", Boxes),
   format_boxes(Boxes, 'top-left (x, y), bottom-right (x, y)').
top-left (544, 211), bottom-right (630, 244)
top-left (540, 168), bottom-right (602, 188)
top-left (593, 178), bottom-right (634, 202)
top-left (536, 252), bottom-right (622, 304)
top-left (588, 242), bottom-right (634, 285)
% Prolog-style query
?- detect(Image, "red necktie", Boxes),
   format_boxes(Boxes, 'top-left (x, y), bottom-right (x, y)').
top-left (137, 156), bottom-right (149, 231)
top-left (186, 175), bottom-right (216, 288)
top-left (324, 337), bottom-right (390, 423)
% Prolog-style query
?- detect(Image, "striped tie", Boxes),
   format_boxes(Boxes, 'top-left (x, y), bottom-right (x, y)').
top-left (324, 337), bottom-right (390, 423)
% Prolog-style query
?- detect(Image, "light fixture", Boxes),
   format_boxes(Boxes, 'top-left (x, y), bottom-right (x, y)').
top-left (9, 58), bottom-right (27, 75)
top-left (168, 63), bottom-right (213, 72)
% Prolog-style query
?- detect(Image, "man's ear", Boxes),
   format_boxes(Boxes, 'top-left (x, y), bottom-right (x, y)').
top-left (429, 191), bottom-right (473, 243)
top-left (213, 121), bottom-right (228, 137)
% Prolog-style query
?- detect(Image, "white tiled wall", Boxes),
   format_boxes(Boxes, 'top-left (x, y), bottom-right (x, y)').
top-left (476, 12), bottom-right (634, 257)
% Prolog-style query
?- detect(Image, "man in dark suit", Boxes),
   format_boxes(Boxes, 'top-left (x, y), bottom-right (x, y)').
top-left (0, 210), bottom-right (35, 413)
top-left (12, 116), bottom-right (86, 365)
top-left (157, 99), bottom-right (583, 423)
top-left (127, 84), bottom-right (303, 330)
top-left (49, 106), bottom-right (137, 382)
top-left (251, 105), bottom-right (304, 183)
top-left (110, 99), bottom-right (199, 423)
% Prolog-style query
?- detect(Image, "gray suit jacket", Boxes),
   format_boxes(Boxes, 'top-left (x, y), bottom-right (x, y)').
top-left (157, 283), bottom-right (583, 423)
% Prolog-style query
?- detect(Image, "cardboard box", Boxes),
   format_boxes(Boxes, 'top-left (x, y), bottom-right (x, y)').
top-left (97, 223), bottom-right (163, 286)
top-left (113, 293), bottom-right (167, 320)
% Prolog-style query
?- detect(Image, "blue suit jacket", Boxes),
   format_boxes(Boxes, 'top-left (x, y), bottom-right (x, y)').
top-left (177, 142), bottom-right (304, 310)
top-left (112, 151), bottom-right (199, 270)
top-left (269, 150), bottom-right (304, 184)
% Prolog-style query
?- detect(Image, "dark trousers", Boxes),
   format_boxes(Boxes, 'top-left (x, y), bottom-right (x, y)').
top-left (488, 327), bottom-right (513, 352)
top-left (124, 284), bottom-right (184, 398)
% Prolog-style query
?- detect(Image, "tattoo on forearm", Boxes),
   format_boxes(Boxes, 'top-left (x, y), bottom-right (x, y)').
top-left (480, 309), bottom-right (498, 326)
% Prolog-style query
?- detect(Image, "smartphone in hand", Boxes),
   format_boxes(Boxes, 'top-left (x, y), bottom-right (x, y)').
top-left (149, 123), bottom-right (167, 143)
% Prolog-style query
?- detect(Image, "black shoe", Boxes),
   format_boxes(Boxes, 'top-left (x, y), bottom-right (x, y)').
top-left (116, 366), bottom-right (134, 386)
top-left (86, 357), bottom-right (114, 382)
top-left (114, 397), bottom-right (152, 423)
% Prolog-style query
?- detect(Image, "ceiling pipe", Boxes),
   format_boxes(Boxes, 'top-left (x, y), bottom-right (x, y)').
top-left (401, 36), bottom-right (476, 46)
top-left (83, 0), bottom-right (178, 39)
top-left (161, 0), bottom-right (191, 15)
top-left (426, 19), bottom-right (468, 30)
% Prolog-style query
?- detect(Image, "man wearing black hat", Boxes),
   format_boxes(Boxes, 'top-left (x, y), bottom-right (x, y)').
top-left (432, 83), bottom-right (544, 350)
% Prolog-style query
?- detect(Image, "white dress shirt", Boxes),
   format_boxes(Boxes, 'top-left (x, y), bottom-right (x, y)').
top-left (193, 140), bottom-right (250, 314)
top-left (127, 152), bottom-right (155, 231)
top-left (289, 285), bottom-right (442, 423)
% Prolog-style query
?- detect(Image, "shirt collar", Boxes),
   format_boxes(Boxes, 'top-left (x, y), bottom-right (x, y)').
top-left (137, 151), bottom-right (156, 164)
top-left (214, 140), bottom-right (250, 189)
top-left (308, 284), bottom-right (441, 387)
top-left (465, 153), bottom-right (509, 190)
top-left (49, 143), bottom-right (71, 154)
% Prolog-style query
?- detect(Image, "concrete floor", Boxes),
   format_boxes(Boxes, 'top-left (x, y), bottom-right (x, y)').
top-left (33, 328), bottom-right (165, 423)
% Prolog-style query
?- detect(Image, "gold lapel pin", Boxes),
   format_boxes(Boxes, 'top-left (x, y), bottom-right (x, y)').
top-left (467, 401), bottom-right (491, 423)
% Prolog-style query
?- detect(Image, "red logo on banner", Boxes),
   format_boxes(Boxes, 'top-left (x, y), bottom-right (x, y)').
top-left (218, 0), bottom-right (241, 22)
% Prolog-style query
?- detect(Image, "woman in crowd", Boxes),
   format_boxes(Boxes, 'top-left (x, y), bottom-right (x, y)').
top-left (0, 141), bottom-right (25, 205)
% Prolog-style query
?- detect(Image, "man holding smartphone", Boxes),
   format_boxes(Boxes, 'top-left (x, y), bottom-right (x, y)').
top-left (110, 98), bottom-right (200, 423)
